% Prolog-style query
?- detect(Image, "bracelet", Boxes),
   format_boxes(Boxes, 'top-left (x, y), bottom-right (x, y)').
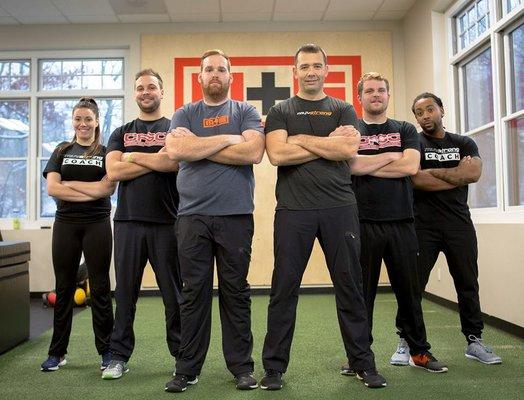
top-left (126, 153), bottom-right (134, 163)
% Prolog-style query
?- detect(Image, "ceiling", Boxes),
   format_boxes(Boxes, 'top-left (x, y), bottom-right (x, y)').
top-left (0, 0), bottom-right (418, 25)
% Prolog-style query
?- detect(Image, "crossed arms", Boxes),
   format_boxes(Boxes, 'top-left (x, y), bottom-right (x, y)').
top-left (165, 126), bottom-right (265, 165)
top-left (265, 125), bottom-right (361, 166)
top-left (106, 147), bottom-right (179, 182)
top-left (46, 172), bottom-right (116, 202)
top-left (349, 148), bottom-right (419, 178)
top-left (412, 156), bottom-right (482, 191)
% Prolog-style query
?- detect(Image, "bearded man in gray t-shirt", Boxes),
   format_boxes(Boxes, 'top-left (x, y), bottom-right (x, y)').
top-left (165, 49), bottom-right (265, 393)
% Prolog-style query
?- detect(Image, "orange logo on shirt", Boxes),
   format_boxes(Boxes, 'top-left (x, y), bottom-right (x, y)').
top-left (203, 115), bottom-right (229, 128)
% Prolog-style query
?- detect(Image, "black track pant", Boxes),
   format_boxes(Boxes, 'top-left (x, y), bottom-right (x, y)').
top-left (395, 228), bottom-right (483, 340)
top-left (49, 218), bottom-right (113, 357)
top-left (110, 221), bottom-right (182, 362)
top-left (175, 215), bottom-right (254, 377)
top-left (263, 205), bottom-right (376, 373)
top-left (360, 221), bottom-right (430, 355)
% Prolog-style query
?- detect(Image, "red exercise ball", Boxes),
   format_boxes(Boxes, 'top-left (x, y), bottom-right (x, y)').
top-left (47, 291), bottom-right (57, 307)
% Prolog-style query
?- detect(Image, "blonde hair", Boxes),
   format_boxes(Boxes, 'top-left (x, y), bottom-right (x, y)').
top-left (357, 72), bottom-right (390, 96)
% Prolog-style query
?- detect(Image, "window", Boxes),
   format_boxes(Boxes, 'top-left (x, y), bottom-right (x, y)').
top-left (509, 24), bottom-right (524, 113)
top-left (40, 59), bottom-right (123, 91)
top-left (0, 100), bottom-right (29, 218)
top-left (468, 128), bottom-right (497, 208)
top-left (0, 51), bottom-right (125, 223)
top-left (456, 0), bottom-right (491, 51)
top-left (463, 48), bottom-right (494, 131)
top-left (507, 117), bottom-right (524, 205)
top-left (505, 22), bottom-right (524, 207)
top-left (457, 46), bottom-right (497, 208)
top-left (0, 60), bottom-right (30, 91)
top-left (449, 0), bottom-right (524, 215)
top-left (506, 0), bottom-right (523, 13)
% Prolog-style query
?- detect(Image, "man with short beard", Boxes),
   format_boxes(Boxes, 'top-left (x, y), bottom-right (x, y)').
top-left (404, 92), bottom-right (501, 365)
top-left (102, 69), bottom-right (182, 380)
top-left (164, 49), bottom-right (265, 392)
top-left (340, 72), bottom-right (447, 375)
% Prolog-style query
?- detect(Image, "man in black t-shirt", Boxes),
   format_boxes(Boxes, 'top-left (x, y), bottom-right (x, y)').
top-left (261, 44), bottom-right (386, 390)
top-left (401, 92), bottom-right (501, 365)
top-left (341, 73), bottom-right (447, 374)
top-left (102, 69), bottom-right (181, 380)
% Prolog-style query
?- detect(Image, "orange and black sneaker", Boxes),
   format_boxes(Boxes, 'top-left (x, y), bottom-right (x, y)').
top-left (409, 353), bottom-right (448, 373)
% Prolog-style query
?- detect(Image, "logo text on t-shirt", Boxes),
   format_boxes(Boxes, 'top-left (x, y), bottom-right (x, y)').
top-left (124, 132), bottom-right (166, 147)
top-left (296, 111), bottom-right (333, 116)
top-left (359, 133), bottom-right (401, 150)
top-left (424, 147), bottom-right (460, 162)
top-left (63, 155), bottom-right (103, 168)
top-left (203, 115), bottom-right (229, 128)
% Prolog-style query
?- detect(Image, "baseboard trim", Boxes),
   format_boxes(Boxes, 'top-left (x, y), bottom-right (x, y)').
top-left (423, 292), bottom-right (523, 339)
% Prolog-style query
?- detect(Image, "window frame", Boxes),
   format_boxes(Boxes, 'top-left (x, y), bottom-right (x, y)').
top-left (502, 19), bottom-right (524, 210)
top-left (447, 0), bottom-right (524, 223)
top-left (0, 49), bottom-right (126, 229)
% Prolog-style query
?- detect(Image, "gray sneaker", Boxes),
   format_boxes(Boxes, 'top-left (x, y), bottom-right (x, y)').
top-left (465, 335), bottom-right (502, 365)
top-left (102, 360), bottom-right (129, 379)
top-left (390, 337), bottom-right (410, 366)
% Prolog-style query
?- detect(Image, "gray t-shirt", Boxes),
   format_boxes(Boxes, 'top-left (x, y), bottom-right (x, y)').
top-left (170, 99), bottom-right (263, 216)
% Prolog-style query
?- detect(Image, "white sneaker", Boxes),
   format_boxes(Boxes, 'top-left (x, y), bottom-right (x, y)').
top-left (102, 360), bottom-right (129, 379)
top-left (390, 337), bottom-right (410, 366)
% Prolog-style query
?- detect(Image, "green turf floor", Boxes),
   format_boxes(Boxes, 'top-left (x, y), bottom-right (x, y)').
top-left (0, 293), bottom-right (522, 400)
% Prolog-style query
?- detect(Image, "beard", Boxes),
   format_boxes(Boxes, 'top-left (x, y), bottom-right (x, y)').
top-left (364, 101), bottom-right (388, 116)
top-left (136, 97), bottom-right (161, 114)
top-left (203, 80), bottom-right (230, 102)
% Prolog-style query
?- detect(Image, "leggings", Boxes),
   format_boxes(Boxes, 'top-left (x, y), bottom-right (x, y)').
top-left (48, 218), bottom-right (113, 357)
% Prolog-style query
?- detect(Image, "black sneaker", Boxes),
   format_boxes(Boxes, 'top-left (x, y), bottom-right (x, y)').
top-left (340, 361), bottom-right (356, 376)
top-left (259, 370), bottom-right (282, 390)
top-left (234, 372), bottom-right (258, 390)
top-left (165, 374), bottom-right (199, 392)
top-left (356, 369), bottom-right (387, 388)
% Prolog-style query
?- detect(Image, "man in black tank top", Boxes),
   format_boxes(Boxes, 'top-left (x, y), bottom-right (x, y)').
top-left (341, 73), bottom-right (447, 374)
top-left (400, 92), bottom-right (501, 365)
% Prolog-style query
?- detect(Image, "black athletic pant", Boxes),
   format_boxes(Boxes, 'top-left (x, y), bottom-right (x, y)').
top-left (110, 221), bottom-right (182, 362)
top-left (263, 205), bottom-right (376, 373)
top-left (395, 228), bottom-right (483, 340)
top-left (49, 218), bottom-right (113, 357)
top-left (360, 221), bottom-right (430, 355)
top-left (175, 215), bottom-right (254, 377)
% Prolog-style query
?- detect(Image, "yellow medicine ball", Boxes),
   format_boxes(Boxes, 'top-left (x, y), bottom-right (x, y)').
top-left (74, 287), bottom-right (86, 306)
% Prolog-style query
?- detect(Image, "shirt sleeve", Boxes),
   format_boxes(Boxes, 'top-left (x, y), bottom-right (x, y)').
top-left (264, 103), bottom-right (286, 134)
top-left (339, 102), bottom-right (358, 127)
top-left (241, 103), bottom-right (264, 134)
top-left (106, 127), bottom-right (125, 153)
top-left (43, 143), bottom-right (65, 178)
top-left (401, 121), bottom-right (421, 152)
top-left (462, 135), bottom-right (480, 158)
top-left (170, 106), bottom-right (191, 130)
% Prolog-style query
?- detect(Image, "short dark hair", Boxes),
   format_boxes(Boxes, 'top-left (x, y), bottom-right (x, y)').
top-left (200, 49), bottom-right (231, 71)
top-left (357, 72), bottom-right (390, 96)
top-left (294, 43), bottom-right (327, 65)
top-left (411, 92), bottom-right (444, 114)
top-left (135, 68), bottom-right (163, 89)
